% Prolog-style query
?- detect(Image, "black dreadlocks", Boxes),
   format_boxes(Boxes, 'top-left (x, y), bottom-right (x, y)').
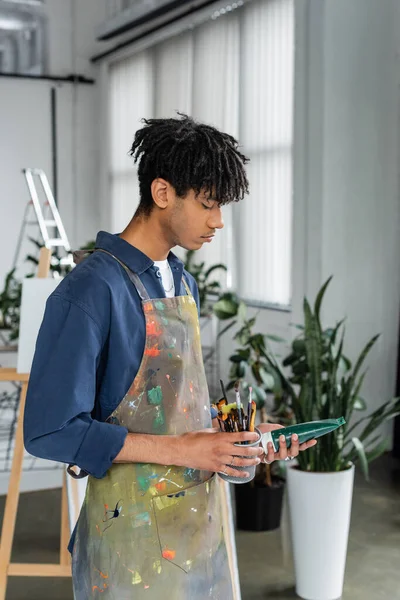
top-left (129, 113), bottom-right (250, 217)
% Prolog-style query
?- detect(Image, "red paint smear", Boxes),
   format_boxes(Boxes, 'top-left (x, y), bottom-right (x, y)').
top-left (98, 571), bottom-right (108, 579)
top-left (92, 586), bottom-right (104, 593)
top-left (189, 381), bottom-right (194, 394)
top-left (146, 320), bottom-right (162, 336)
top-left (144, 585), bottom-right (150, 589)
top-left (144, 346), bottom-right (161, 357)
top-left (162, 548), bottom-right (176, 560)
top-left (104, 504), bottom-right (109, 510)
top-left (155, 481), bottom-right (167, 492)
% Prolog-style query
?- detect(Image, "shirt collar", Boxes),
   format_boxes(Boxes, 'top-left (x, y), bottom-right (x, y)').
top-left (95, 231), bottom-right (184, 275)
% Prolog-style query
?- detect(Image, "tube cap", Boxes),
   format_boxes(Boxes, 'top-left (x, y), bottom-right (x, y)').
top-left (261, 431), bottom-right (277, 453)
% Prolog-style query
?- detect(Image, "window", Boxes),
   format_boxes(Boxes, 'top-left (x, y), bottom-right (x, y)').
top-left (0, 3), bottom-right (47, 75)
top-left (237, 0), bottom-right (293, 306)
top-left (108, 0), bottom-right (294, 307)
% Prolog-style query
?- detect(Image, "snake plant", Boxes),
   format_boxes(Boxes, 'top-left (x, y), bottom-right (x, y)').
top-left (262, 277), bottom-right (400, 479)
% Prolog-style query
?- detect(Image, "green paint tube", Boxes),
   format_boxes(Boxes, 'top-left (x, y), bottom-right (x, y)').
top-left (261, 417), bottom-right (346, 453)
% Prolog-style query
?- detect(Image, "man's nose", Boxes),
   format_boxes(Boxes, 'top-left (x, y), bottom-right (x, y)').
top-left (208, 207), bottom-right (224, 230)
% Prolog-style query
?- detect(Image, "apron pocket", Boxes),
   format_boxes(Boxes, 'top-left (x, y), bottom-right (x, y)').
top-left (151, 475), bottom-right (223, 573)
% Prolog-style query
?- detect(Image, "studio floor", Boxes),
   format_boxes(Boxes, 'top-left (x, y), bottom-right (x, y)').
top-left (1, 455), bottom-right (399, 600)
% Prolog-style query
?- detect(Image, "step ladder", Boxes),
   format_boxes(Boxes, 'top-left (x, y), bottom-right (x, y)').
top-left (12, 168), bottom-right (73, 271)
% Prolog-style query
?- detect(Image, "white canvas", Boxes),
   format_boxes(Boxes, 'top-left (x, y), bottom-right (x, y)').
top-left (17, 277), bottom-right (61, 374)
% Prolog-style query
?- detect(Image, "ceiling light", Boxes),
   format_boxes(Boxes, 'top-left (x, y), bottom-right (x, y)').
top-left (0, 16), bottom-right (26, 30)
top-left (0, 0), bottom-right (44, 6)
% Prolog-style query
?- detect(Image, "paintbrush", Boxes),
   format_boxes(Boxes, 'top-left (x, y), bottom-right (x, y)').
top-left (247, 387), bottom-right (253, 431)
top-left (249, 401), bottom-right (257, 432)
top-left (220, 379), bottom-right (228, 401)
top-left (234, 380), bottom-right (243, 430)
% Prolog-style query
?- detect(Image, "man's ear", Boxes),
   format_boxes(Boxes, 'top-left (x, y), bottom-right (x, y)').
top-left (151, 178), bottom-right (170, 209)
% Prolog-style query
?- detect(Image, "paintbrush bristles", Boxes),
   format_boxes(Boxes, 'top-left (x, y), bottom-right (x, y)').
top-left (216, 379), bottom-right (257, 434)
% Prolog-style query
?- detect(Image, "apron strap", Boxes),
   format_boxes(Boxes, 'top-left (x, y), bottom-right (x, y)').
top-left (94, 249), bottom-right (151, 301)
top-left (182, 276), bottom-right (193, 298)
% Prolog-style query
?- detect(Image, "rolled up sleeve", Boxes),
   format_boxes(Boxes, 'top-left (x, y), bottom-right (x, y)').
top-left (24, 295), bottom-right (128, 478)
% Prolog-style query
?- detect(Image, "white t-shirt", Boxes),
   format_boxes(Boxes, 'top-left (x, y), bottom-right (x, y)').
top-left (153, 259), bottom-right (175, 298)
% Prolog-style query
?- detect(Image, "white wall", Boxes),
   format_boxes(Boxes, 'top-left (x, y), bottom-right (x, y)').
top-left (319, 0), bottom-right (400, 434)
top-left (0, 0), bottom-right (114, 290)
top-left (220, 0), bottom-right (400, 441)
top-left (0, 0), bottom-right (111, 493)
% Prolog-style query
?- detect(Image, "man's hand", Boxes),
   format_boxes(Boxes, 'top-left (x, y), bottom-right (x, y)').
top-left (174, 429), bottom-right (264, 479)
top-left (257, 423), bottom-right (317, 463)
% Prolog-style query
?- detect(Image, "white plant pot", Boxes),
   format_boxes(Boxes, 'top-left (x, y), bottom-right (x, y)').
top-left (287, 464), bottom-right (355, 600)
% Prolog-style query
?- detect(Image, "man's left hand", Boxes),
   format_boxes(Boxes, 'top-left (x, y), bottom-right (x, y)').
top-left (257, 423), bottom-right (317, 464)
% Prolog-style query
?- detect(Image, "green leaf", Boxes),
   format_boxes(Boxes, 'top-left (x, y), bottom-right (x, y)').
top-left (229, 361), bottom-right (247, 379)
top-left (314, 276), bottom-right (333, 331)
top-left (332, 320), bottom-right (346, 345)
top-left (291, 359), bottom-right (308, 376)
top-left (348, 335), bottom-right (380, 397)
top-left (28, 237), bottom-right (43, 249)
top-left (266, 334), bottom-right (286, 343)
top-left (238, 301), bottom-right (247, 322)
top-left (249, 333), bottom-right (265, 352)
top-left (303, 297), bottom-right (323, 410)
top-left (259, 368), bottom-right (275, 390)
top-left (351, 437), bottom-right (369, 481)
top-left (292, 339), bottom-right (306, 354)
top-left (236, 348), bottom-right (251, 361)
top-left (347, 371), bottom-right (367, 420)
top-left (253, 386), bottom-right (267, 403)
top-left (204, 263), bottom-right (227, 280)
top-left (229, 354), bottom-right (244, 364)
top-left (213, 298), bottom-right (238, 319)
top-left (353, 397), bottom-right (367, 411)
top-left (340, 355), bottom-right (352, 371)
top-left (237, 361), bottom-right (246, 378)
top-left (282, 353), bottom-right (298, 367)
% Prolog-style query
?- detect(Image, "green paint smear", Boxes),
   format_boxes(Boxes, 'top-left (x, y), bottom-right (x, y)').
top-left (138, 476), bottom-right (150, 493)
top-left (147, 386), bottom-right (163, 406)
top-left (165, 337), bottom-right (176, 349)
top-left (161, 316), bottom-right (169, 326)
top-left (134, 512), bottom-right (151, 525)
top-left (154, 407), bottom-right (165, 428)
top-left (154, 301), bottom-right (165, 311)
top-left (183, 468), bottom-right (201, 483)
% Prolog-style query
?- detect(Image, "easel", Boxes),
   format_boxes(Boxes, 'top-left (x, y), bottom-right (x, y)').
top-left (0, 248), bottom-right (71, 599)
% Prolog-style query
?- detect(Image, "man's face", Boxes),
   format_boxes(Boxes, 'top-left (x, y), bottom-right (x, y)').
top-left (163, 186), bottom-right (225, 251)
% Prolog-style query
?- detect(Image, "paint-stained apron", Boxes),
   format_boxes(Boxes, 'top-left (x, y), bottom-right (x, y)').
top-left (70, 251), bottom-right (233, 600)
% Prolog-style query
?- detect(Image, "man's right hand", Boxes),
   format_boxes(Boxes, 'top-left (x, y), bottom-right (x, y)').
top-left (174, 429), bottom-right (263, 478)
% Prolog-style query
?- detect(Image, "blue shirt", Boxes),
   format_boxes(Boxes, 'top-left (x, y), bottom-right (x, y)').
top-left (24, 231), bottom-right (204, 479)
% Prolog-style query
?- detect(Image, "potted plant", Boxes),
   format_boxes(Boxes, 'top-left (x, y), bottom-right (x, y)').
top-left (184, 250), bottom-right (227, 317)
top-left (225, 308), bottom-right (292, 531)
top-left (0, 269), bottom-right (22, 343)
top-left (263, 277), bottom-right (400, 600)
top-left (0, 239), bottom-right (95, 343)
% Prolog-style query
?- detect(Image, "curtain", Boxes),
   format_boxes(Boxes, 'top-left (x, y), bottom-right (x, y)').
top-left (238, 0), bottom-right (294, 305)
top-left (108, 0), bottom-right (294, 306)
